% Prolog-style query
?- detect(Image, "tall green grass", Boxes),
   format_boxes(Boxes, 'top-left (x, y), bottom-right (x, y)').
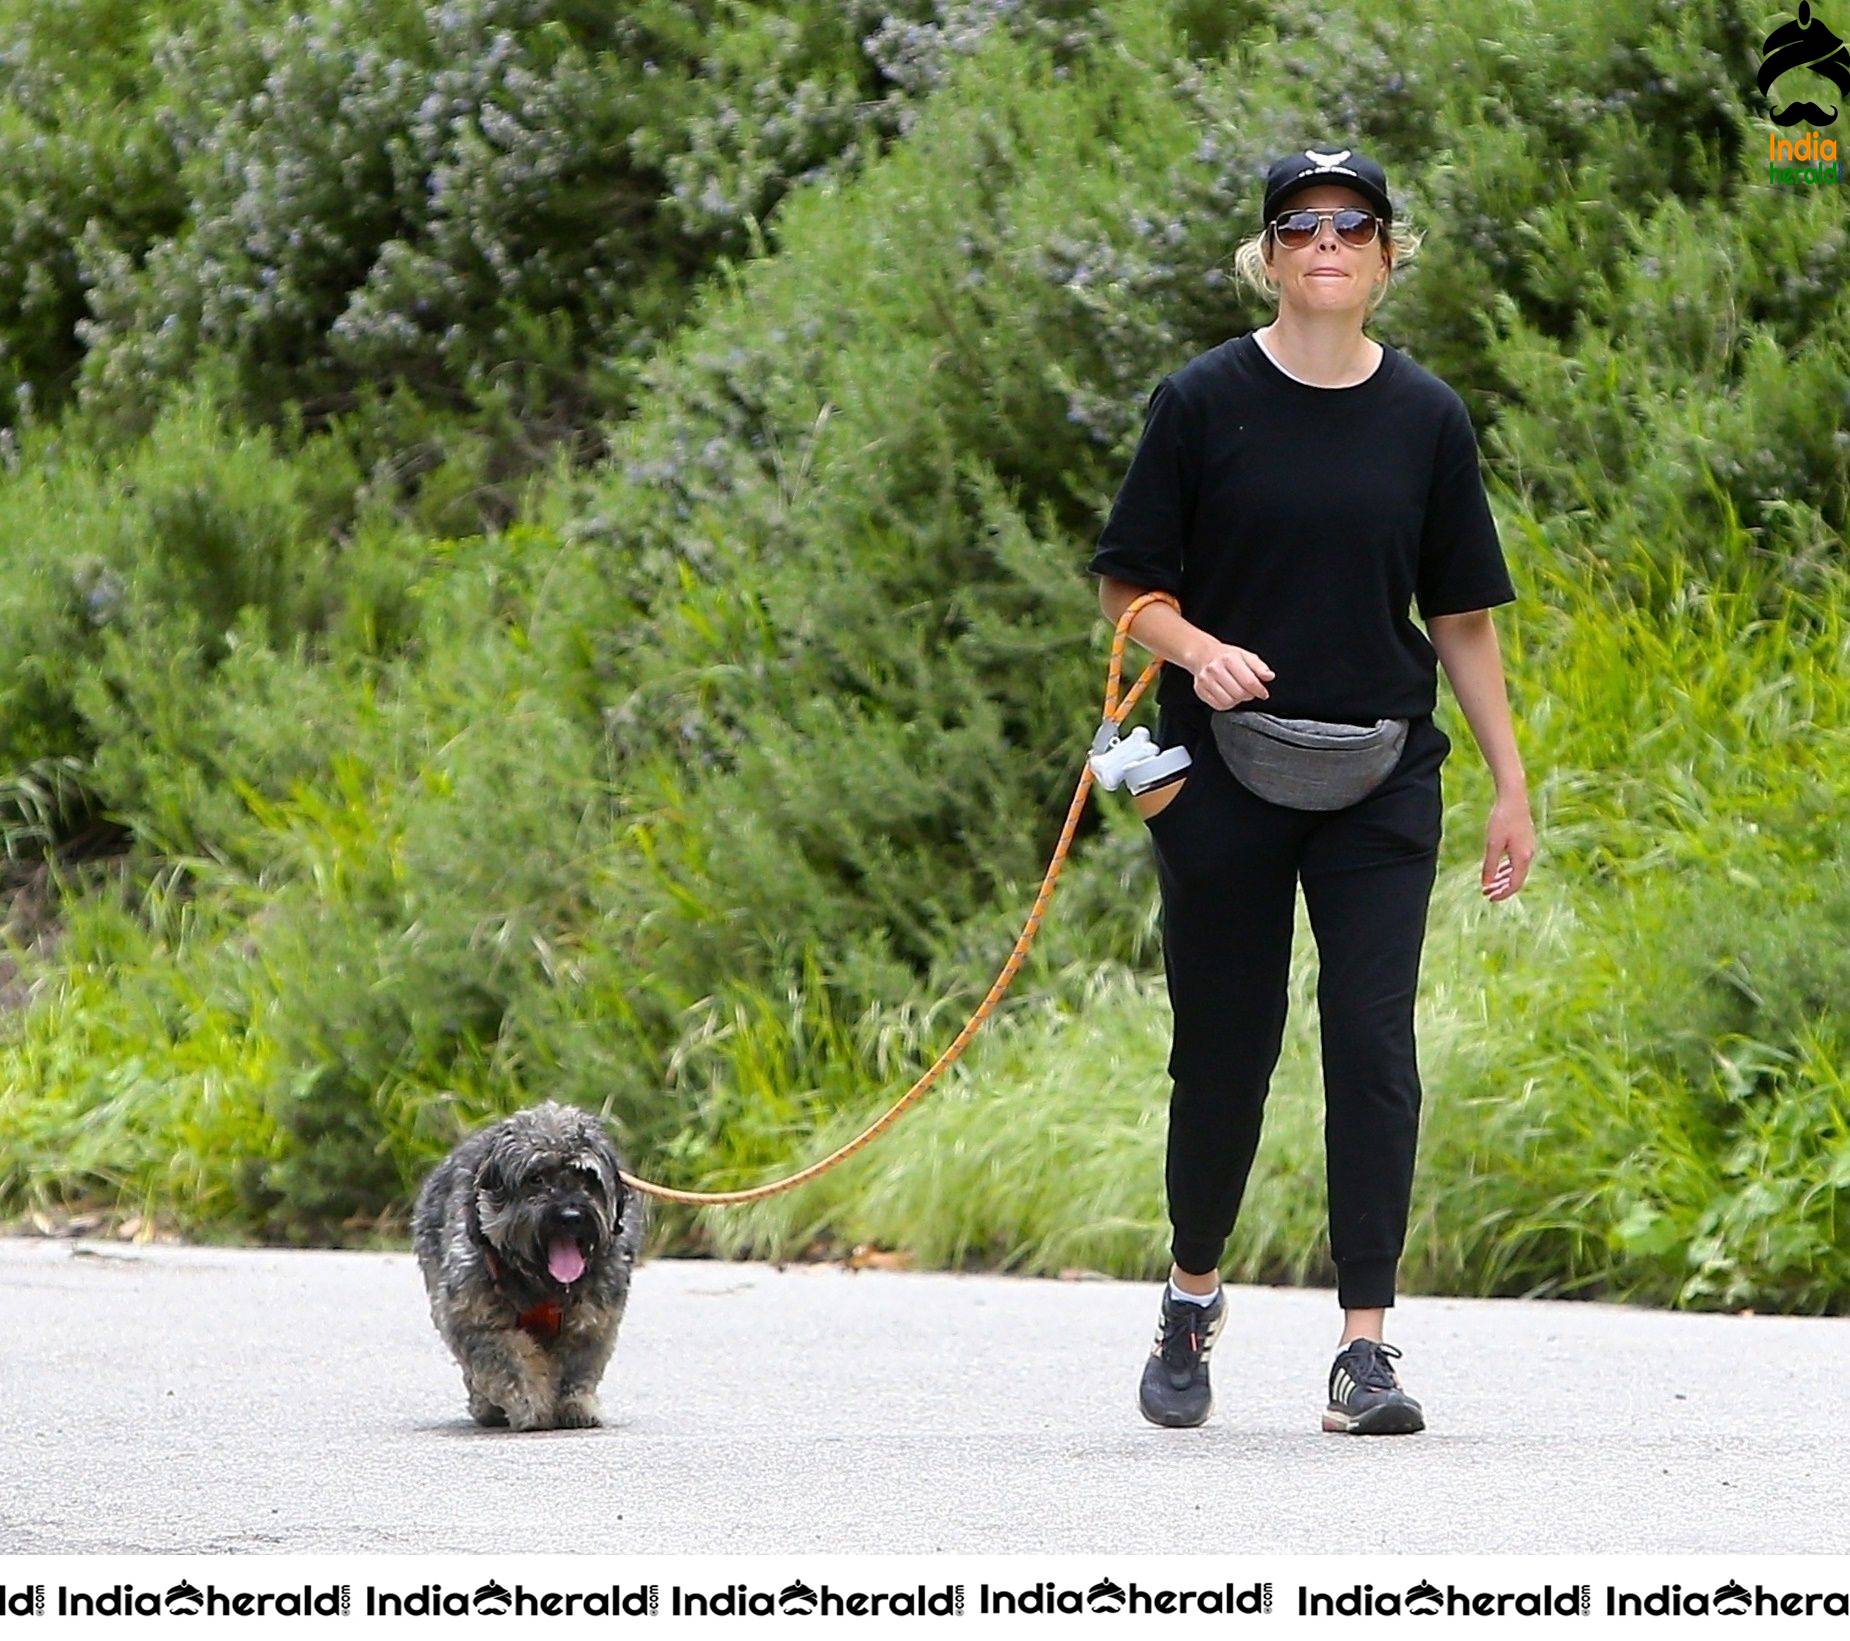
top-left (701, 539), bottom-right (1850, 1312)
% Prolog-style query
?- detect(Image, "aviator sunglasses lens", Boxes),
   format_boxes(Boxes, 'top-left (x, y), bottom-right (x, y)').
top-left (1272, 208), bottom-right (1378, 248)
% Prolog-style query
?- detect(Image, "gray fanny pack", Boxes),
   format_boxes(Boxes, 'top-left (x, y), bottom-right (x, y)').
top-left (1210, 710), bottom-right (1409, 811)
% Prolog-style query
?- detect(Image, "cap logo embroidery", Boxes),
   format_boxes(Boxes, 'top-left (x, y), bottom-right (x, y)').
top-left (1304, 148), bottom-right (1353, 168)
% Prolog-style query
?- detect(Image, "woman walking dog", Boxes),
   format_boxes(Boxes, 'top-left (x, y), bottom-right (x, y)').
top-left (1088, 147), bottom-right (1534, 1433)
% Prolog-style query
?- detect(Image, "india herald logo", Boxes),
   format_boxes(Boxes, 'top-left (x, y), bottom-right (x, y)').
top-left (1759, 2), bottom-right (1850, 126)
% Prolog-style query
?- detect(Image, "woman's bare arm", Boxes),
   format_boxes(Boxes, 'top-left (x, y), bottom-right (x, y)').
top-left (1097, 576), bottom-right (1274, 709)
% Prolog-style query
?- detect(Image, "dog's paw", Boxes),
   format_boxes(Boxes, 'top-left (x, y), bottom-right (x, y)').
top-left (484, 1386), bottom-right (553, 1432)
top-left (553, 1395), bottom-right (603, 1430)
top-left (468, 1394), bottom-right (509, 1428)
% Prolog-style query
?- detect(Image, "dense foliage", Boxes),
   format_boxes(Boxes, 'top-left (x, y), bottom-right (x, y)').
top-left (0, 0), bottom-right (1844, 1313)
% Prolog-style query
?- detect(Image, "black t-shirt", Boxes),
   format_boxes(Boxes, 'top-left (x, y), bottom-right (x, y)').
top-left (1086, 330), bottom-right (1516, 746)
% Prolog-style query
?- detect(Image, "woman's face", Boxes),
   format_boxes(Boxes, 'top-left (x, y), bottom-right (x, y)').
top-left (1262, 183), bottom-right (1391, 318)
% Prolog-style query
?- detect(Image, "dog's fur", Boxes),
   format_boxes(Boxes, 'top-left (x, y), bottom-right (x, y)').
top-left (412, 1102), bottom-right (645, 1431)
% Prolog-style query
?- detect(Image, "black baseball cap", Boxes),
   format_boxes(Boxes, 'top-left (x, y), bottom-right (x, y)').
top-left (1263, 147), bottom-right (1394, 227)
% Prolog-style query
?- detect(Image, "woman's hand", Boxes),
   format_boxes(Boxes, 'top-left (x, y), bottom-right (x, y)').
top-left (1481, 788), bottom-right (1535, 901)
top-left (1189, 640), bottom-right (1275, 710)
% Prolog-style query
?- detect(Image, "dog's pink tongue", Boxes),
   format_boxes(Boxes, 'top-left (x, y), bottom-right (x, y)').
top-left (547, 1236), bottom-right (586, 1284)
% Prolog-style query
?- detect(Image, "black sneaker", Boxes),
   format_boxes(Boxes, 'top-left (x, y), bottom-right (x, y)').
top-left (1322, 1338), bottom-right (1425, 1435)
top-left (1137, 1285), bottom-right (1226, 1428)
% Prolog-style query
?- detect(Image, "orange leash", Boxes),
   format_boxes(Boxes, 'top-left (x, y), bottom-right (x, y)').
top-left (618, 590), bottom-right (1181, 1205)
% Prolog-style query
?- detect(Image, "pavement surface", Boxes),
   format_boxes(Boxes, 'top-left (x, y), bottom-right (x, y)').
top-left (1, 1238), bottom-right (1843, 1555)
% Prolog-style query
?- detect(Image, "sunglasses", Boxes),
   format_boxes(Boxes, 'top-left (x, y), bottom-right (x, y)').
top-left (1267, 207), bottom-right (1382, 250)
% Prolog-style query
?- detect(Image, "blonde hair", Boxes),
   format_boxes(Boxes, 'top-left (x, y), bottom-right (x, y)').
top-left (1232, 214), bottom-right (1425, 317)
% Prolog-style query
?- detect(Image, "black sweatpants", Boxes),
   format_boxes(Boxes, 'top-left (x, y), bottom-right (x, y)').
top-left (1145, 709), bottom-right (1452, 1311)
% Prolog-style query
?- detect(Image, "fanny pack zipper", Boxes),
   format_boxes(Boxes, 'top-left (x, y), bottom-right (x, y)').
top-left (1231, 714), bottom-right (1392, 750)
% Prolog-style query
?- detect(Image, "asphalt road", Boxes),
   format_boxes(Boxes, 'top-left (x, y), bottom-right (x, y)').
top-left (1, 1238), bottom-right (1843, 1555)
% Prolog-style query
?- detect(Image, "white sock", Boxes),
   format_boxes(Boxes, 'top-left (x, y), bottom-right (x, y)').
top-left (1167, 1277), bottom-right (1220, 1307)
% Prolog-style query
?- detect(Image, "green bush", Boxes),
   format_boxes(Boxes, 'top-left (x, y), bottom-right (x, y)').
top-left (0, 0), bottom-right (1844, 1312)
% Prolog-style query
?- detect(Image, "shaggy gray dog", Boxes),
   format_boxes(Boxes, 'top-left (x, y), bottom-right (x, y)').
top-left (412, 1102), bottom-right (645, 1430)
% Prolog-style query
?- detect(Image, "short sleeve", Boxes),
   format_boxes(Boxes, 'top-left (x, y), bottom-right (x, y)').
top-left (1085, 374), bottom-right (1197, 595)
top-left (1415, 396), bottom-right (1517, 620)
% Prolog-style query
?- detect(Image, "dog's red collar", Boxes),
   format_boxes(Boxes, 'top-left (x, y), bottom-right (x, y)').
top-left (515, 1300), bottom-right (564, 1340)
top-left (480, 1247), bottom-right (566, 1341)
